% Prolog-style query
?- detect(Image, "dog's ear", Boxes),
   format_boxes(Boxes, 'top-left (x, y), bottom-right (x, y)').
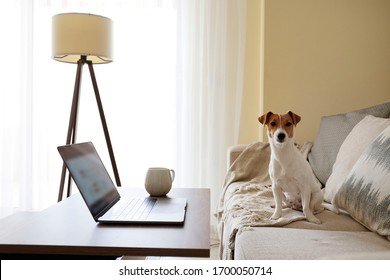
top-left (258, 112), bottom-right (274, 125)
top-left (287, 111), bottom-right (301, 126)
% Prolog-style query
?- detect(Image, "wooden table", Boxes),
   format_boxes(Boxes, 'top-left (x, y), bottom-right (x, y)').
top-left (0, 187), bottom-right (210, 259)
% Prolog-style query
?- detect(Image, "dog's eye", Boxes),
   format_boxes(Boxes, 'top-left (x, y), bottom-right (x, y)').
top-left (270, 121), bottom-right (276, 127)
top-left (285, 122), bottom-right (292, 127)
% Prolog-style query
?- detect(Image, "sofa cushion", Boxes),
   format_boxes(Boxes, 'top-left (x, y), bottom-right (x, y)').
top-left (308, 102), bottom-right (390, 185)
top-left (334, 125), bottom-right (390, 240)
top-left (234, 227), bottom-right (390, 260)
top-left (324, 115), bottom-right (390, 203)
top-left (283, 209), bottom-right (368, 232)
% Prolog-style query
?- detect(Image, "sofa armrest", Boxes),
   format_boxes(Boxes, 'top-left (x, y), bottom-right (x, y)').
top-left (227, 144), bottom-right (248, 168)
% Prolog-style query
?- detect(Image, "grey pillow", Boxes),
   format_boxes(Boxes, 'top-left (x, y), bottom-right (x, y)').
top-left (308, 101), bottom-right (390, 185)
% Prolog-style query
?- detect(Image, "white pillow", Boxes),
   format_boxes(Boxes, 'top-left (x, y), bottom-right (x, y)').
top-left (324, 115), bottom-right (390, 203)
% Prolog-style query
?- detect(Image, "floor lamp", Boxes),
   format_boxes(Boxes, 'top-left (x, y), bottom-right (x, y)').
top-left (52, 13), bottom-right (121, 202)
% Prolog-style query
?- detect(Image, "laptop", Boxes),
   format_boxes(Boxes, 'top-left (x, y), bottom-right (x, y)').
top-left (57, 142), bottom-right (187, 224)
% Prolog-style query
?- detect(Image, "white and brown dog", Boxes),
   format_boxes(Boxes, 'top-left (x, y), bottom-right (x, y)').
top-left (259, 111), bottom-right (325, 224)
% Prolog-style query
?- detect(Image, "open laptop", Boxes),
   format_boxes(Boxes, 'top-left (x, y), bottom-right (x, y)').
top-left (57, 142), bottom-right (186, 224)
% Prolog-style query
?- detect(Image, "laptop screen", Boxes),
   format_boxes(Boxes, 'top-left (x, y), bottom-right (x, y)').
top-left (58, 142), bottom-right (120, 218)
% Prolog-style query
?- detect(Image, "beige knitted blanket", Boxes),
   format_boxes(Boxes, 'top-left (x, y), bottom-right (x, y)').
top-left (215, 141), bottom-right (316, 260)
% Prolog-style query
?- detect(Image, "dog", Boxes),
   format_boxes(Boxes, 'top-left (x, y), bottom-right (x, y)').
top-left (258, 111), bottom-right (326, 224)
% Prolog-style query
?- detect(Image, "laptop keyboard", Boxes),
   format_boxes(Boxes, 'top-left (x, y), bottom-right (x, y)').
top-left (109, 197), bottom-right (157, 220)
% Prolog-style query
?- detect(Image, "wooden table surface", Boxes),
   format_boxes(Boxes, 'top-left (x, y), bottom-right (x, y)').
top-left (0, 187), bottom-right (210, 259)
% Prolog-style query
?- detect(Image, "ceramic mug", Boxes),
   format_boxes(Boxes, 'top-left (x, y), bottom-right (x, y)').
top-left (145, 167), bottom-right (175, 196)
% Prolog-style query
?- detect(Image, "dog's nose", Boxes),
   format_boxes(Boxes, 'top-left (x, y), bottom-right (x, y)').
top-left (277, 133), bottom-right (286, 142)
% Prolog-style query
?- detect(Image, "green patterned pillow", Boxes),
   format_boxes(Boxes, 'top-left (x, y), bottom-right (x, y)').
top-left (334, 125), bottom-right (390, 240)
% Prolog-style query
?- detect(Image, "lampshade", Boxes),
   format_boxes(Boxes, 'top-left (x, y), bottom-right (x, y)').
top-left (52, 13), bottom-right (113, 64)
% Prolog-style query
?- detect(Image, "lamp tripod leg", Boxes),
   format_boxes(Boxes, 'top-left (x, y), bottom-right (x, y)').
top-left (87, 61), bottom-right (121, 187)
top-left (58, 59), bottom-right (84, 202)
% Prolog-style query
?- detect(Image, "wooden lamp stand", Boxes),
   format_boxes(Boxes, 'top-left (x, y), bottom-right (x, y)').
top-left (58, 55), bottom-right (121, 202)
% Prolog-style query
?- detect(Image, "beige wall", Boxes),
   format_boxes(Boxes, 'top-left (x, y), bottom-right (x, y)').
top-left (238, 0), bottom-right (262, 144)
top-left (238, 0), bottom-right (390, 144)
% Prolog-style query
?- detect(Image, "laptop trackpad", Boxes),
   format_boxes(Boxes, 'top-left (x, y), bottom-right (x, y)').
top-left (148, 197), bottom-right (187, 222)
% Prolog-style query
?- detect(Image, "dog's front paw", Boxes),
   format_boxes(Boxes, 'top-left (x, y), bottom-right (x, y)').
top-left (270, 213), bottom-right (281, 220)
top-left (307, 215), bottom-right (321, 224)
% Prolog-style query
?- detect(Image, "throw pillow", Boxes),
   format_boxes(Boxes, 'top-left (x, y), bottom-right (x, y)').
top-left (308, 101), bottom-right (390, 185)
top-left (333, 125), bottom-right (390, 240)
top-left (324, 116), bottom-right (390, 203)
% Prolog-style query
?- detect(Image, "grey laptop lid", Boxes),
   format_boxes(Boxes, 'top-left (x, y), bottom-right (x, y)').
top-left (57, 142), bottom-right (186, 224)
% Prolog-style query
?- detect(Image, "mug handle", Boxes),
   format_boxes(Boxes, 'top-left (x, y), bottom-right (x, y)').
top-left (170, 169), bottom-right (175, 182)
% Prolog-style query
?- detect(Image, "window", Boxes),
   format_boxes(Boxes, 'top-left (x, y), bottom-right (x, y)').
top-left (1, 0), bottom-right (177, 213)
top-left (0, 0), bottom-right (247, 222)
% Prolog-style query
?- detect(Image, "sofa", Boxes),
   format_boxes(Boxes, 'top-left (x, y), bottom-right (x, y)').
top-left (215, 101), bottom-right (390, 259)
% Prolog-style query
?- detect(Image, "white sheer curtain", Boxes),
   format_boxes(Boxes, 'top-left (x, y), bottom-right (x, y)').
top-left (0, 0), bottom-right (247, 222)
top-left (0, 1), bottom-right (35, 216)
top-left (0, 0), bottom-right (177, 217)
top-left (176, 0), bottom-right (246, 221)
